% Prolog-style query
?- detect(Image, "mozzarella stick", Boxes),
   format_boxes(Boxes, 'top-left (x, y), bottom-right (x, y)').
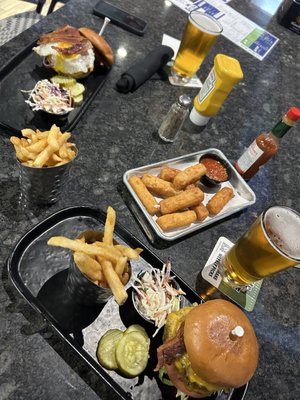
top-left (141, 174), bottom-right (180, 197)
top-left (160, 187), bottom-right (204, 215)
top-left (128, 176), bottom-right (159, 215)
top-left (172, 163), bottom-right (207, 190)
top-left (192, 203), bottom-right (209, 222)
top-left (185, 182), bottom-right (199, 190)
top-left (207, 187), bottom-right (234, 215)
top-left (158, 167), bottom-right (180, 182)
top-left (156, 210), bottom-right (197, 231)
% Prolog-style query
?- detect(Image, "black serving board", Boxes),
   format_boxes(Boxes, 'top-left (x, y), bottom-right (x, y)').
top-left (0, 40), bottom-right (110, 135)
top-left (7, 206), bottom-right (248, 400)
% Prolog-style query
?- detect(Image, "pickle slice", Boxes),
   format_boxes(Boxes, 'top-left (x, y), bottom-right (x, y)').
top-left (50, 75), bottom-right (76, 87)
top-left (69, 82), bottom-right (85, 97)
top-left (73, 94), bottom-right (84, 106)
top-left (124, 324), bottom-right (148, 338)
top-left (115, 331), bottom-right (150, 377)
top-left (96, 329), bottom-right (123, 370)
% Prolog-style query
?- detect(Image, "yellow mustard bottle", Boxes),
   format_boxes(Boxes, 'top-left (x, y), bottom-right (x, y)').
top-left (189, 54), bottom-right (243, 128)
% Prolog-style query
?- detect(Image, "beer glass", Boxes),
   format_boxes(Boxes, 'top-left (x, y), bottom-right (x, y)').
top-left (218, 206), bottom-right (300, 288)
top-left (171, 11), bottom-right (223, 83)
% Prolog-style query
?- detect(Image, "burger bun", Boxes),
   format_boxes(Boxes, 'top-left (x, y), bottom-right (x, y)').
top-left (79, 27), bottom-right (114, 68)
top-left (184, 300), bottom-right (259, 389)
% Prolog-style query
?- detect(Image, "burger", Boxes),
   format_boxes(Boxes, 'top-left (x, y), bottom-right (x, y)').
top-left (155, 299), bottom-right (259, 398)
top-left (33, 24), bottom-right (114, 78)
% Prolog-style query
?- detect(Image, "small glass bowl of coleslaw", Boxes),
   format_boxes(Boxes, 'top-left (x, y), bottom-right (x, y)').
top-left (131, 259), bottom-right (185, 337)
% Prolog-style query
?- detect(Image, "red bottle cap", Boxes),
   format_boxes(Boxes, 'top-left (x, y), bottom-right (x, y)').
top-left (286, 107), bottom-right (300, 122)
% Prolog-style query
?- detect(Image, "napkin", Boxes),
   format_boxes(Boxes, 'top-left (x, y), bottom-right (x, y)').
top-left (116, 45), bottom-right (174, 93)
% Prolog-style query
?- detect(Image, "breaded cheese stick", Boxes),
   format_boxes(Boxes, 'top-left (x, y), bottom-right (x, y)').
top-left (128, 176), bottom-right (159, 215)
top-left (158, 167), bottom-right (180, 182)
top-left (192, 203), bottom-right (209, 222)
top-left (207, 187), bottom-right (234, 215)
top-left (156, 210), bottom-right (197, 231)
top-left (141, 174), bottom-right (180, 197)
top-left (172, 163), bottom-right (207, 190)
top-left (160, 187), bottom-right (204, 215)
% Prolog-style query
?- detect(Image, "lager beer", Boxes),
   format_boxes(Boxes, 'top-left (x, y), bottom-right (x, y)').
top-left (171, 12), bottom-right (223, 82)
top-left (219, 206), bottom-right (300, 287)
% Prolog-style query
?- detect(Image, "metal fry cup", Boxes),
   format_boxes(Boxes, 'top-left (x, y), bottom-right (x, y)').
top-left (18, 146), bottom-right (77, 206)
top-left (66, 230), bottom-right (132, 307)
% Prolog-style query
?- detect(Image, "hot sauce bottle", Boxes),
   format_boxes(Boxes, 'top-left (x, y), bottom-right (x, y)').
top-left (235, 107), bottom-right (300, 180)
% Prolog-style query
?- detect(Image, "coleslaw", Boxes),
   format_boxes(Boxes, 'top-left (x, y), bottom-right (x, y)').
top-left (22, 79), bottom-right (73, 115)
top-left (132, 258), bottom-right (186, 337)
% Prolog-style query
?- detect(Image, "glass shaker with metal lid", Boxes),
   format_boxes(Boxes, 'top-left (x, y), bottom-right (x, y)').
top-left (158, 94), bottom-right (191, 142)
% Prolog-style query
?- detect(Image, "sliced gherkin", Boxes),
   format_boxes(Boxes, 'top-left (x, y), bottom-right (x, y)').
top-left (96, 329), bottom-right (123, 370)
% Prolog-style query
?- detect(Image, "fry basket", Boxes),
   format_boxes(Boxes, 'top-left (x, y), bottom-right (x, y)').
top-left (18, 146), bottom-right (77, 206)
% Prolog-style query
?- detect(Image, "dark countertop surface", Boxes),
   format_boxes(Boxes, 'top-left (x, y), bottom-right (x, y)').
top-left (0, 0), bottom-right (299, 399)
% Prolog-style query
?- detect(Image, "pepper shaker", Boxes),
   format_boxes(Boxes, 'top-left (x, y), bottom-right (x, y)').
top-left (158, 94), bottom-right (192, 142)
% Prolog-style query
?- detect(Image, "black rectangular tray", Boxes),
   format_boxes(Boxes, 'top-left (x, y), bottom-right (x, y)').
top-left (7, 206), bottom-right (247, 400)
top-left (0, 40), bottom-right (110, 135)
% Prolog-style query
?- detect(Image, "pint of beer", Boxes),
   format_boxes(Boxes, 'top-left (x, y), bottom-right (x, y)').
top-left (171, 11), bottom-right (223, 83)
top-left (219, 206), bottom-right (300, 287)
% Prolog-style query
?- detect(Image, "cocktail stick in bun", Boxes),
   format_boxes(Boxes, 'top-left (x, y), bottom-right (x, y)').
top-left (156, 299), bottom-right (259, 398)
top-left (79, 27), bottom-right (114, 68)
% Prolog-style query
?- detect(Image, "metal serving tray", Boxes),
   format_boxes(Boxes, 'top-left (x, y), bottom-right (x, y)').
top-left (7, 206), bottom-right (247, 400)
top-left (0, 38), bottom-right (109, 135)
top-left (123, 148), bottom-right (256, 242)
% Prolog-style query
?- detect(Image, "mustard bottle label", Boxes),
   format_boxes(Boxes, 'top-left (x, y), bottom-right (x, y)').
top-left (199, 68), bottom-right (216, 103)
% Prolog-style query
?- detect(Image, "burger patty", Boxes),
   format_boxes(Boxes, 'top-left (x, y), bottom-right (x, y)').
top-left (155, 323), bottom-right (185, 370)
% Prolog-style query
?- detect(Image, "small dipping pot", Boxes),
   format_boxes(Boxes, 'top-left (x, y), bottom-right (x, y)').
top-left (199, 153), bottom-right (231, 188)
top-left (67, 230), bottom-right (131, 307)
top-left (132, 269), bottom-right (182, 326)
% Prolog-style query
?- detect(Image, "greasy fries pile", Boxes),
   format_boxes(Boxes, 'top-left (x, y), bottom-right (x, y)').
top-left (10, 124), bottom-right (76, 168)
top-left (129, 164), bottom-right (234, 232)
top-left (47, 206), bottom-right (143, 305)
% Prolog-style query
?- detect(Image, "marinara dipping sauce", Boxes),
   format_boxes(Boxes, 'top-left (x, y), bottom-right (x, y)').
top-left (201, 158), bottom-right (228, 182)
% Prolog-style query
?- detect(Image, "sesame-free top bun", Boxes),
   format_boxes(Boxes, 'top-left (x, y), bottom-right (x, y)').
top-left (79, 27), bottom-right (114, 68)
top-left (184, 299), bottom-right (259, 389)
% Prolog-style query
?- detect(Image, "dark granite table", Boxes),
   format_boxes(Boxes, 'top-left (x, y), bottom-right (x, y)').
top-left (0, 0), bottom-right (299, 399)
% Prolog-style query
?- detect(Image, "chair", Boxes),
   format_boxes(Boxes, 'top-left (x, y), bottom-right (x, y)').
top-left (36, 0), bottom-right (70, 15)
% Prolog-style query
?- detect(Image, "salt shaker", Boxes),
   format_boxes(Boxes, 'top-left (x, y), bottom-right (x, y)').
top-left (158, 94), bottom-right (192, 142)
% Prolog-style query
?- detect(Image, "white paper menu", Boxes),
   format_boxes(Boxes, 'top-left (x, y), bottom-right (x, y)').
top-left (170, 0), bottom-right (279, 61)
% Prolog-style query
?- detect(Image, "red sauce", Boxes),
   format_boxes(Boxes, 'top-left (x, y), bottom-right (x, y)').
top-left (201, 158), bottom-right (228, 182)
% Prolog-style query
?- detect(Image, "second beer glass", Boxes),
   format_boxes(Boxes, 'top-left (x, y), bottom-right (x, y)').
top-left (171, 11), bottom-right (223, 83)
top-left (218, 206), bottom-right (300, 288)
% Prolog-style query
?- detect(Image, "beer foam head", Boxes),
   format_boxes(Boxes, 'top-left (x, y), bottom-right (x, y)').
top-left (264, 206), bottom-right (300, 260)
top-left (189, 12), bottom-right (223, 35)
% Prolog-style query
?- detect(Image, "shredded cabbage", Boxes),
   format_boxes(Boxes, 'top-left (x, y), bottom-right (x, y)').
top-left (132, 258), bottom-right (185, 337)
top-left (22, 79), bottom-right (73, 115)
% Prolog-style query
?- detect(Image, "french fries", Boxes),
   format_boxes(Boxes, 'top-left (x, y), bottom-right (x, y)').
top-left (103, 206), bottom-right (116, 245)
top-left (10, 124), bottom-right (76, 168)
top-left (47, 206), bottom-right (142, 306)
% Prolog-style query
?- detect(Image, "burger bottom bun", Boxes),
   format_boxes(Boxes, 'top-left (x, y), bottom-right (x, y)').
top-left (79, 27), bottom-right (114, 68)
top-left (165, 364), bottom-right (209, 399)
top-left (184, 300), bottom-right (259, 389)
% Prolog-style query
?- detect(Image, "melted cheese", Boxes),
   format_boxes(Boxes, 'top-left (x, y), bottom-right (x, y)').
top-left (175, 354), bottom-right (221, 393)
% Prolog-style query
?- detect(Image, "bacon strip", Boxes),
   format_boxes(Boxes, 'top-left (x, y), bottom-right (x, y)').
top-left (37, 24), bottom-right (93, 55)
top-left (155, 323), bottom-right (186, 371)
